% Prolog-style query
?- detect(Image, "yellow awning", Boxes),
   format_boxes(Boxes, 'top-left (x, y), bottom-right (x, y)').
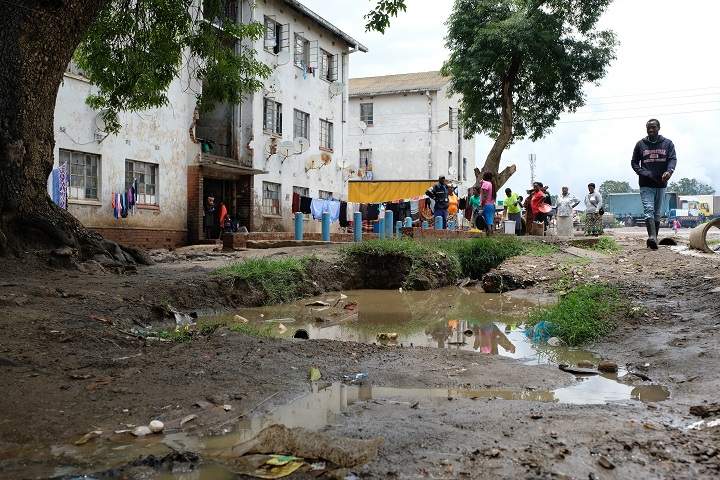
top-left (348, 180), bottom-right (436, 203)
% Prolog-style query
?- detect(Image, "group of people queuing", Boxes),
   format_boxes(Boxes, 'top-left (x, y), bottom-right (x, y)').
top-left (426, 173), bottom-right (498, 235)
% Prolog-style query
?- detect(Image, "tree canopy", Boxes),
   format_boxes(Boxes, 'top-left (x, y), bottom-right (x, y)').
top-left (668, 178), bottom-right (716, 195)
top-left (74, 0), bottom-right (272, 134)
top-left (440, 0), bottom-right (617, 187)
top-left (598, 180), bottom-right (637, 198)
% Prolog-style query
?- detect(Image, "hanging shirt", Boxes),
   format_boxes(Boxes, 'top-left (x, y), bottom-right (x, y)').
top-left (299, 196), bottom-right (312, 214)
top-left (327, 200), bottom-right (341, 222)
top-left (310, 198), bottom-right (325, 219)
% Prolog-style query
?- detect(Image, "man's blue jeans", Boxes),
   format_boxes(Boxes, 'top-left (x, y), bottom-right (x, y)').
top-left (640, 186), bottom-right (666, 223)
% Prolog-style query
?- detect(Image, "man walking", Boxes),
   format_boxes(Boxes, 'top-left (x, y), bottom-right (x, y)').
top-left (425, 175), bottom-right (450, 229)
top-left (631, 118), bottom-right (677, 250)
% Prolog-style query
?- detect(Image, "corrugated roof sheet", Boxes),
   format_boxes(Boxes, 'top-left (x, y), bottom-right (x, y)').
top-left (349, 71), bottom-right (449, 96)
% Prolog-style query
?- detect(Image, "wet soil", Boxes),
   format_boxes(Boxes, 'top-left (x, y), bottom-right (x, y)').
top-left (1, 231), bottom-right (720, 479)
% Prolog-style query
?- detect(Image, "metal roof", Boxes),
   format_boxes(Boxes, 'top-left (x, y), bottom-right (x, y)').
top-left (283, 1), bottom-right (368, 53)
top-left (349, 71), bottom-right (449, 97)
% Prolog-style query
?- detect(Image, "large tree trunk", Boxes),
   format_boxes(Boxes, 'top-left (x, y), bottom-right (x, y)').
top-left (475, 57), bottom-right (521, 190)
top-left (0, 0), bottom-right (146, 266)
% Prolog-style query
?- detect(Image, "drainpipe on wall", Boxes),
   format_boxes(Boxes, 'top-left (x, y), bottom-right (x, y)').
top-left (427, 91), bottom-right (433, 178)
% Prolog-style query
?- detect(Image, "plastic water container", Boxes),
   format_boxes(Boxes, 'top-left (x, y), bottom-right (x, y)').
top-left (504, 220), bottom-right (516, 235)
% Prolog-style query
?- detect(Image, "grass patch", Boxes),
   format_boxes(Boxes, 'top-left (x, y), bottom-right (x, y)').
top-left (562, 256), bottom-right (591, 266)
top-left (587, 237), bottom-right (622, 254)
top-left (215, 257), bottom-right (312, 305)
top-left (147, 326), bottom-right (192, 342)
top-left (231, 322), bottom-right (274, 336)
top-left (342, 238), bottom-right (462, 289)
top-left (526, 283), bottom-right (628, 346)
top-left (522, 241), bottom-right (560, 257)
top-left (453, 237), bottom-right (525, 280)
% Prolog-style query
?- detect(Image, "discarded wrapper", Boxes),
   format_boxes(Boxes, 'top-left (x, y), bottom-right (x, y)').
top-left (342, 373), bottom-right (368, 382)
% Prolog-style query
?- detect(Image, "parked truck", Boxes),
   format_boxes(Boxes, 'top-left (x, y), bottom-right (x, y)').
top-left (679, 194), bottom-right (720, 221)
top-left (605, 192), bottom-right (677, 227)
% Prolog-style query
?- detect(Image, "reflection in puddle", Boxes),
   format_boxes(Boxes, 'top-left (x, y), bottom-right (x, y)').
top-left (4, 288), bottom-right (671, 479)
top-left (3, 381), bottom-right (669, 479)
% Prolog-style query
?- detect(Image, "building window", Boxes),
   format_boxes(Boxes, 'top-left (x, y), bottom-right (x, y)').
top-left (263, 16), bottom-right (288, 54)
top-left (360, 103), bottom-right (373, 125)
top-left (318, 190), bottom-right (332, 200)
top-left (294, 33), bottom-right (309, 66)
top-left (448, 151), bottom-right (452, 172)
top-left (263, 98), bottom-right (282, 135)
top-left (319, 49), bottom-right (338, 81)
top-left (262, 182), bottom-right (281, 216)
top-left (60, 149), bottom-right (99, 200)
top-left (463, 158), bottom-right (467, 182)
top-left (125, 160), bottom-right (157, 205)
top-left (319, 119), bottom-right (333, 150)
top-left (293, 109), bottom-right (309, 140)
top-left (359, 148), bottom-right (372, 169)
top-left (293, 186), bottom-right (309, 197)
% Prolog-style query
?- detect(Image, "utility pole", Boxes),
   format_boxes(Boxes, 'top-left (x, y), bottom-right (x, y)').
top-left (529, 153), bottom-right (536, 184)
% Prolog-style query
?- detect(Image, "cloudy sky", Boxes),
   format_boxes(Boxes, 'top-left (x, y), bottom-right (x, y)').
top-left (300, 0), bottom-right (720, 195)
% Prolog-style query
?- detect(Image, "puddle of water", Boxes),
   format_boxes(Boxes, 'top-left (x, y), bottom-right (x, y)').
top-left (2, 380), bottom-right (669, 480)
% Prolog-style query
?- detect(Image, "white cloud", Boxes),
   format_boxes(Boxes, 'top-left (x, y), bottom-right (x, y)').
top-left (300, 0), bottom-right (720, 194)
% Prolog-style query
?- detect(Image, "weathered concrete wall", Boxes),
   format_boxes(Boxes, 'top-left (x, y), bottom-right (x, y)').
top-left (243, 0), bottom-right (358, 233)
top-left (347, 84), bottom-right (476, 188)
top-left (54, 71), bottom-right (197, 233)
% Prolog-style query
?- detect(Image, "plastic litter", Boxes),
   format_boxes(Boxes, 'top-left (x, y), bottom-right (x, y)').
top-left (342, 373), bottom-right (368, 383)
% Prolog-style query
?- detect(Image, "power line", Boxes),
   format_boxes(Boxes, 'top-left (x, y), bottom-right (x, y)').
top-left (576, 99), bottom-right (720, 114)
top-left (585, 85), bottom-right (720, 101)
top-left (559, 108), bottom-right (720, 124)
top-left (584, 91), bottom-right (720, 106)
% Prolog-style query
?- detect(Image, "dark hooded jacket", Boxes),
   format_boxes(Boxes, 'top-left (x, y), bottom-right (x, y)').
top-left (631, 135), bottom-right (677, 188)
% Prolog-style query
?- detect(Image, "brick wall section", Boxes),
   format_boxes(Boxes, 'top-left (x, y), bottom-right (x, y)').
top-left (401, 227), bottom-right (491, 240)
top-left (187, 166), bottom-right (203, 245)
top-left (93, 227), bottom-right (187, 250)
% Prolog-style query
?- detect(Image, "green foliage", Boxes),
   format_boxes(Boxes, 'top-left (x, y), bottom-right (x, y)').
top-left (453, 237), bottom-right (525, 279)
top-left (364, 0), bottom-right (407, 33)
top-left (667, 177), bottom-right (716, 195)
top-left (148, 326), bottom-right (192, 342)
top-left (587, 236), bottom-right (621, 253)
top-left (598, 180), bottom-right (638, 198)
top-left (527, 283), bottom-right (627, 346)
top-left (522, 240), bottom-right (560, 257)
top-left (74, 0), bottom-right (271, 134)
top-left (215, 257), bottom-right (310, 305)
top-left (199, 320), bottom-right (226, 335)
top-left (441, 0), bottom-right (617, 142)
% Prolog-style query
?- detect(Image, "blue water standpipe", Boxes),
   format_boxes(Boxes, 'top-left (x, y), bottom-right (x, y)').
top-left (294, 213), bottom-right (303, 240)
top-left (385, 210), bottom-right (394, 238)
top-left (321, 212), bottom-right (330, 242)
top-left (434, 215), bottom-right (443, 230)
top-left (353, 212), bottom-right (362, 242)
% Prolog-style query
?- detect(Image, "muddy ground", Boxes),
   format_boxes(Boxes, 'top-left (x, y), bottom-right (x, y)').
top-left (1, 229), bottom-right (720, 479)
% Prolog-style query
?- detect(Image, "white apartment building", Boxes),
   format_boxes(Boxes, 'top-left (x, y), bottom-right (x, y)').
top-left (52, 1), bottom-right (366, 247)
top-left (195, 0), bottom-right (366, 236)
top-left (347, 71), bottom-right (475, 187)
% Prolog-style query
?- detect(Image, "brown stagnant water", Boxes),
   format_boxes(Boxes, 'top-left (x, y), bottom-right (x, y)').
top-left (3, 287), bottom-right (670, 479)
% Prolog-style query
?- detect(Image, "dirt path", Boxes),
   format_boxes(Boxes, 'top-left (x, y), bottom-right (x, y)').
top-left (1, 231), bottom-right (719, 479)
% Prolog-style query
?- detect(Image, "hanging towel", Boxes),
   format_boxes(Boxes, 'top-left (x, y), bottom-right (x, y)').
top-left (50, 168), bottom-right (60, 207)
top-left (292, 192), bottom-right (300, 213)
top-left (299, 196), bottom-right (312, 214)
